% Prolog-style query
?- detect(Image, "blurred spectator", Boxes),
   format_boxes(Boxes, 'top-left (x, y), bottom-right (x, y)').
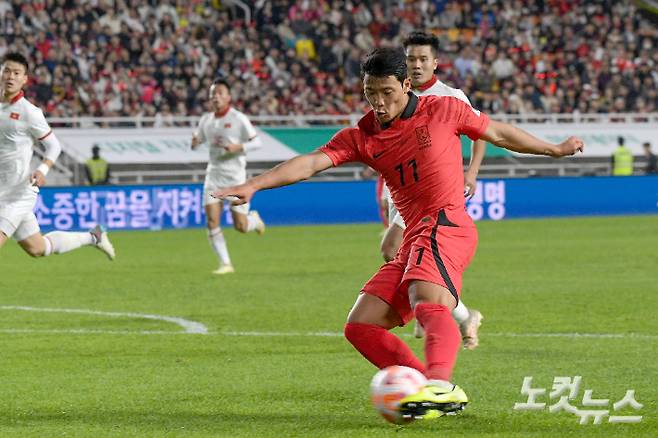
top-left (154, 103), bottom-right (175, 127)
top-left (643, 142), bottom-right (657, 174)
top-left (611, 136), bottom-right (634, 176)
top-left (85, 145), bottom-right (110, 185)
top-left (0, 0), bottom-right (655, 119)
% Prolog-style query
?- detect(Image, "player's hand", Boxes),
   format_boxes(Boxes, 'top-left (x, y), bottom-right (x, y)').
top-left (463, 169), bottom-right (477, 199)
top-left (214, 136), bottom-right (241, 153)
top-left (360, 166), bottom-right (376, 179)
top-left (552, 137), bottom-right (584, 157)
top-left (191, 135), bottom-right (200, 150)
top-left (211, 183), bottom-right (255, 205)
top-left (30, 170), bottom-right (46, 187)
top-left (223, 142), bottom-right (244, 153)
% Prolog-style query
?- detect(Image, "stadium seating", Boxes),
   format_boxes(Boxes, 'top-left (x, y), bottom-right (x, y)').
top-left (1, 0), bottom-right (655, 118)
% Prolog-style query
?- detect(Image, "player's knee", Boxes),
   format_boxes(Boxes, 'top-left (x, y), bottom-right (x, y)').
top-left (380, 237), bottom-right (399, 262)
top-left (410, 290), bottom-right (457, 309)
top-left (380, 243), bottom-right (396, 262)
top-left (344, 322), bottom-right (364, 344)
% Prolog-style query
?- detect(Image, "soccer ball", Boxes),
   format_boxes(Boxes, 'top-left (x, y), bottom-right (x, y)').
top-left (370, 365), bottom-right (427, 424)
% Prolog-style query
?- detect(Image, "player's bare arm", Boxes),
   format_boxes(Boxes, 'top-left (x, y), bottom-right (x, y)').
top-left (213, 150), bottom-right (334, 204)
top-left (481, 120), bottom-right (584, 157)
top-left (464, 139), bottom-right (486, 197)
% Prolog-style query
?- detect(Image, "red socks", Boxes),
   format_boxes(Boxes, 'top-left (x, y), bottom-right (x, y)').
top-left (344, 304), bottom-right (460, 381)
top-left (414, 303), bottom-right (461, 381)
top-left (344, 322), bottom-right (425, 373)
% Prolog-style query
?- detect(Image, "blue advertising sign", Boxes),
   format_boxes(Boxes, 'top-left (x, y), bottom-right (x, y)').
top-left (35, 184), bottom-right (205, 232)
top-left (34, 176), bottom-right (657, 232)
top-left (501, 176), bottom-right (658, 218)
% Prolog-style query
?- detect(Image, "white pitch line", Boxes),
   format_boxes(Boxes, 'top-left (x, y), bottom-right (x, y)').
top-left (0, 305), bottom-right (208, 334)
top-left (485, 332), bottom-right (658, 340)
top-left (220, 331), bottom-right (658, 340)
top-left (0, 329), bottom-right (655, 339)
top-left (1, 306), bottom-right (655, 340)
top-left (222, 331), bottom-right (343, 337)
top-left (0, 328), bottom-right (187, 335)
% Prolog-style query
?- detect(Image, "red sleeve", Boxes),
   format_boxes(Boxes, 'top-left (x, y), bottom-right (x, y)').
top-left (318, 127), bottom-right (362, 166)
top-left (445, 97), bottom-right (490, 141)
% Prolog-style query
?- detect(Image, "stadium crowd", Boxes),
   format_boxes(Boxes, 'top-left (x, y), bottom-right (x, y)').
top-left (0, 0), bottom-right (656, 120)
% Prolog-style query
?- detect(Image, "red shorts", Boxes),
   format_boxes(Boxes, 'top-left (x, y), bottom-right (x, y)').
top-left (362, 210), bottom-right (478, 325)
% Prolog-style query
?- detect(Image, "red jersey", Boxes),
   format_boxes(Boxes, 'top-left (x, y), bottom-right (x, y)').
top-left (320, 93), bottom-right (489, 230)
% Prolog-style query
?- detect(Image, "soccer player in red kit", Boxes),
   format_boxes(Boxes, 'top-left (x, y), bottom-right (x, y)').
top-left (213, 48), bottom-right (583, 419)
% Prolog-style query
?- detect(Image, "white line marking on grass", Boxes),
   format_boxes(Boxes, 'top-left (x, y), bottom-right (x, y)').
top-left (220, 331), bottom-right (658, 340)
top-left (222, 331), bottom-right (343, 337)
top-left (0, 305), bottom-right (208, 334)
top-left (0, 307), bottom-right (655, 340)
top-left (0, 328), bottom-right (188, 335)
top-left (1, 329), bottom-right (656, 339)
top-left (485, 332), bottom-right (658, 340)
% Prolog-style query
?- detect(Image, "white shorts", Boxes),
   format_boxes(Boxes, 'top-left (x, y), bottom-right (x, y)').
top-left (203, 174), bottom-right (249, 215)
top-left (389, 210), bottom-right (406, 229)
top-left (385, 186), bottom-right (406, 230)
top-left (380, 183), bottom-right (390, 203)
top-left (0, 185), bottom-right (41, 241)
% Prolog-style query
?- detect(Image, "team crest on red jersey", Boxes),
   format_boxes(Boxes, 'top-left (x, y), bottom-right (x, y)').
top-left (415, 125), bottom-right (431, 149)
top-left (10, 112), bottom-right (20, 120)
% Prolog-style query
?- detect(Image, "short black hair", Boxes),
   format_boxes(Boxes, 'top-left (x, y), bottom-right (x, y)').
top-left (402, 31), bottom-right (440, 56)
top-left (2, 52), bottom-right (29, 72)
top-left (618, 136), bottom-right (625, 146)
top-left (211, 78), bottom-right (230, 91)
top-left (360, 48), bottom-right (408, 84)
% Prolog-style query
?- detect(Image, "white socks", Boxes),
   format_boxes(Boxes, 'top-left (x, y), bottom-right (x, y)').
top-left (43, 231), bottom-right (94, 256)
top-left (42, 235), bottom-right (53, 256)
top-left (246, 212), bottom-right (259, 232)
top-left (208, 227), bottom-right (231, 266)
top-left (451, 300), bottom-right (470, 324)
top-left (427, 379), bottom-right (453, 390)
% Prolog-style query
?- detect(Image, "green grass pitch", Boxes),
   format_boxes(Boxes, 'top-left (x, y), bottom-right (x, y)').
top-left (1, 215), bottom-right (656, 437)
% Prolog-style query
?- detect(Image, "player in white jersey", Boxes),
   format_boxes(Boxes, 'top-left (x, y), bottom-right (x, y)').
top-left (379, 32), bottom-right (484, 346)
top-left (0, 53), bottom-right (114, 259)
top-left (192, 78), bottom-right (265, 275)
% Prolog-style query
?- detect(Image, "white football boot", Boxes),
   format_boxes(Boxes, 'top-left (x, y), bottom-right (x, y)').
top-left (89, 225), bottom-right (115, 261)
top-left (213, 265), bottom-right (235, 275)
top-left (250, 211), bottom-right (266, 235)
